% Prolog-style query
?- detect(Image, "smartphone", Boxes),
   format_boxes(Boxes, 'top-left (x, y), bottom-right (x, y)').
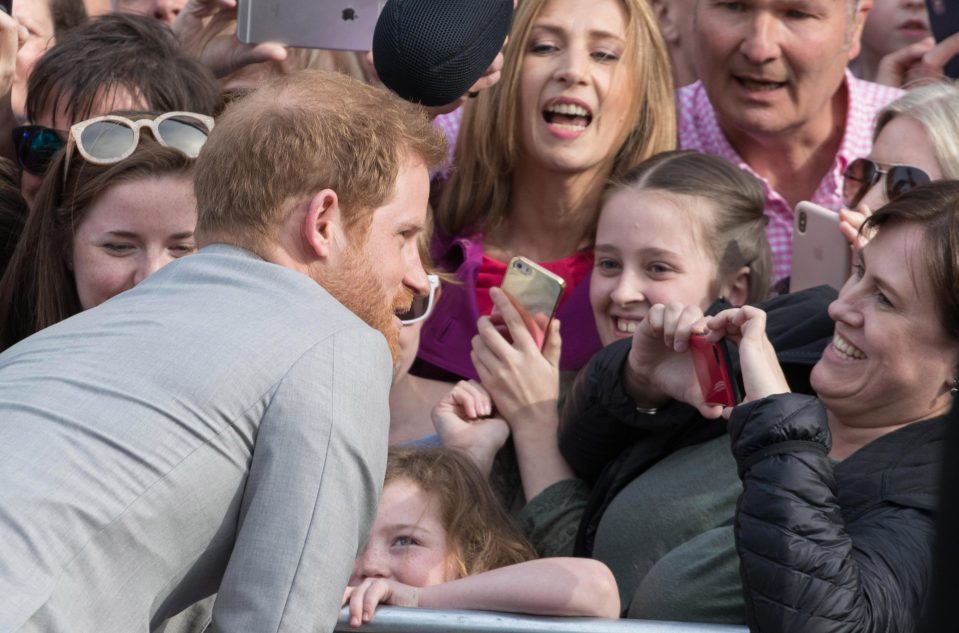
top-left (0, 0), bottom-right (11, 15)
top-left (491, 256), bottom-right (566, 349)
top-left (236, 0), bottom-right (385, 51)
top-left (790, 201), bottom-right (851, 293)
top-left (927, 0), bottom-right (959, 79)
top-left (689, 335), bottom-right (740, 408)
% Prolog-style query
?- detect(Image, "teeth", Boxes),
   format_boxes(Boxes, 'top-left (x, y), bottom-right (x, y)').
top-left (832, 333), bottom-right (866, 360)
top-left (615, 318), bottom-right (640, 333)
top-left (545, 103), bottom-right (590, 117)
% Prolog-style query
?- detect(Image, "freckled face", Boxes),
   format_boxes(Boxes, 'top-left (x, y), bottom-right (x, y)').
top-left (71, 175), bottom-right (197, 310)
top-left (349, 479), bottom-right (457, 587)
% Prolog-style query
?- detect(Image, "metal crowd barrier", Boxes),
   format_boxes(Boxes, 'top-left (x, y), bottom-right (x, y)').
top-left (335, 606), bottom-right (750, 633)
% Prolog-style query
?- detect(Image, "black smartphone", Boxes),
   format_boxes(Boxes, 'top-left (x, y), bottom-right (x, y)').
top-left (927, 0), bottom-right (959, 79)
top-left (0, 0), bottom-right (12, 15)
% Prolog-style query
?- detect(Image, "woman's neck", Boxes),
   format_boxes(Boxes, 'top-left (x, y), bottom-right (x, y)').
top-left (485, 163), bottom-right (608, 262)
top-left (825, 399), bottom-right (951, 461)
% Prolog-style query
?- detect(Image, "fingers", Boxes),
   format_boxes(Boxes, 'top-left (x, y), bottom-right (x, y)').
top-left (542, 319), bottom-right (562, 366)
top-left (449, 379), bottom-right (493, 418)
top-left (705, 305), bottom-right (768, 344)
top-left (644, 303), bottom-right (705, 352)
top-left (490, 287), bottom-right (541, 351)
top-left (924, 32), bottom-right (959, 70)
top-left (347, 578), bottom-right (390, 627)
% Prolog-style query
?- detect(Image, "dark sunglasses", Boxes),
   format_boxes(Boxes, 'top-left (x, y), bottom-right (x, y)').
top-left (842, 157), bottom-right (931, 209)
top-left (11, 125), bottom-right (67, 176)
top-left (397, 275), bottom-right (440, 326)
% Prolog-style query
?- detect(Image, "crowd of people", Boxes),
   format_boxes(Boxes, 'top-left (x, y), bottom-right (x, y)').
top-left (0, 0), bottom-right (958, 631)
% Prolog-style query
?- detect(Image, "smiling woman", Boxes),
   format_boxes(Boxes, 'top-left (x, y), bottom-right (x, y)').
top-left (415, 0), bottom-right (675, 381)
top-left (0, 112), bottom-right (207, 351)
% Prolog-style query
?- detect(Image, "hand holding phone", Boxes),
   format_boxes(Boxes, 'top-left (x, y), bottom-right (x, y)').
top-left (689, 334), bottom-right (740, 408)
top-left (927, 0), bottom-right (959, 79)
top-left (490, 257), bottom-right (565, 350)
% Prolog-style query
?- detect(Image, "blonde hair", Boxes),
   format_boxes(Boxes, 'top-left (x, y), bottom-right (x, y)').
top-left (874, 81), bottom-right (959, 180)
top-left (386, 448), bottom-right (534, 579)
top-left (193, 70), bottom-right (447, 253)
top-left (436, 0), bottom-right (676, 239)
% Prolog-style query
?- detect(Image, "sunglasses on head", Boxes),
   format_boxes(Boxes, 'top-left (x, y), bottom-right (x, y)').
top-left (398, 275), bottom-right (440, 326)
top-left (11, 125), bottom-right (67, 176)
top-left (842, 157), bottom-right (931, 209)
top-left (63, 111), bottom-right (215, 186)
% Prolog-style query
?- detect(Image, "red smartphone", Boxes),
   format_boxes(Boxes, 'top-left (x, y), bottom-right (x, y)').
top-left (689, 334), bottom-right (740, 408)
top-left (490, 256), bottom-right (565, 349)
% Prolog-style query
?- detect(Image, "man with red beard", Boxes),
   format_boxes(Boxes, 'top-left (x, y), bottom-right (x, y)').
top-left (0, 70), bottom-right (445, 632)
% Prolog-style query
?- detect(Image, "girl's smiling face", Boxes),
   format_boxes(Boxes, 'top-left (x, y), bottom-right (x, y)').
top-left (349, 478), bottom-right (457, 588)
top-left (590, 188), bottom-right (725, 346)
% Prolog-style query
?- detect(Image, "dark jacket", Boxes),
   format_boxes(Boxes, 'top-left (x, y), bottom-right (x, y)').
top-left (729, 393), bottom-right (944, 633)
top-left (559, 285), bottom-right (837, 555)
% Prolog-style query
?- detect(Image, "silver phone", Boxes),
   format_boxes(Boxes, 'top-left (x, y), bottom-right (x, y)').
top-left (790, 201), bottom-right (851, 292)
top-left (236, 0), bottom-right (386, 51)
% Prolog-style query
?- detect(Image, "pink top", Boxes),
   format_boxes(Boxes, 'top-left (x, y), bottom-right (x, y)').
top-left (475, 251), bottom-right (594, 316)
top-left (678, 70), bottom-right (902, 282)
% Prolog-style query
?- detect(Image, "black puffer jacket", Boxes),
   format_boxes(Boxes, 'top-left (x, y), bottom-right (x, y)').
top-left (559, 286), bottom-right (837, 555)
top-left (729, 393), bottom-right (944, 633)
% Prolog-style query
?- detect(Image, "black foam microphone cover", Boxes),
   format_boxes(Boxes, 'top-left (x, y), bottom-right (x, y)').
top-left (373, 0), bottom-right (514, 107)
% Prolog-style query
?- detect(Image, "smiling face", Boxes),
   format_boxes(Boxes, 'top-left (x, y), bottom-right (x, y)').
top-left (71, 175), bottom-right (197, 310)
top-left (861, 0), bottom-right (930, 60)
top-left (591, 188), bottom-right (727, 346)
top-left (811, 222), bottom-right (959, 430)
top-left (692, 0), bottom-right (862, 139)
top-left (349, 478), bottom-right (457, 587)
top-left (856, 116), bottom-right (943, 211)
top-left (517, 0), bottom-right (636, 175)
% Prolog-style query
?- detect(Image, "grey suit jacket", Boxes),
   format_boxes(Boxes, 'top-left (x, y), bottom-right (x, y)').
top-left (0, 245), bottom-right (392, 632)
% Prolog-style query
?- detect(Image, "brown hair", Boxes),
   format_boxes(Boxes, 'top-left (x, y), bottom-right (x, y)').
top-left (27, 14), bottom-right (217, 125)
top-left (608, 150), bottom-right (773, 304)
top-left (385, 448), bottom-right (534, 578)
top-left (193, 70), bottom-right (447, 254)
top-left (436, 0), bottom-right (676, 239)
top-left (49, 0), bottom-right (88, 37)
top-left (0, 158), bottom-right (28, 279)
top-left (0, 135), bottom-right (194, 351)
top-left (863, 180), bottom-right (959, 343)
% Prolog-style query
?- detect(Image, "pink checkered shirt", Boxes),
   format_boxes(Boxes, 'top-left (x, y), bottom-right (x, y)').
top-left (678, 71), bottom-right (903, 282)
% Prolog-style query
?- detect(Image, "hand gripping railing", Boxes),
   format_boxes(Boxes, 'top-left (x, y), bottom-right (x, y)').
top-left (335, 606), bottom-right (750, 633)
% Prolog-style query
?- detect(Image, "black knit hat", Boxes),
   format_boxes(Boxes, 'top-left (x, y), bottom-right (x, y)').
top-left (373, 0), bottom-right (514, 107)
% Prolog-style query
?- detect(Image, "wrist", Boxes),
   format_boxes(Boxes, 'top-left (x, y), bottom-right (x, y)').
top-left (622, 360), bottom-right (669, 409)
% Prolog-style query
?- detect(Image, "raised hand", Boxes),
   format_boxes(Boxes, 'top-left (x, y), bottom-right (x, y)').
top-left (432, 379), bottom-right (509, 477)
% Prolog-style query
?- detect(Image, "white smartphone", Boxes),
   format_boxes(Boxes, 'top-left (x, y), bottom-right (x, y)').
top-left (236, 0), bottom-right (386, 51)
top-left (790, 201), bottom-right (852, 293)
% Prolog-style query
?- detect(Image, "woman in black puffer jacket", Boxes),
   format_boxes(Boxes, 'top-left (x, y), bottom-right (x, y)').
top-left (707, 182), bottom-right (959, 632)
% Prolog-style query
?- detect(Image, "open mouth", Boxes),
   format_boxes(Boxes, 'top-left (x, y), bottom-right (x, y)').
top-left (734, 76), bottom-right (786, 92)
top-left (543, 100), bottom-right (593, 132)
top-left (832, 333), bottom-right (866, 360)
top-left (898, 19), bottom-right (929, 35)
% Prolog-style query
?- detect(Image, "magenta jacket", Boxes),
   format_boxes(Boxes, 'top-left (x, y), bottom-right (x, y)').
top-left (416, 233), bottom-right (602, 380)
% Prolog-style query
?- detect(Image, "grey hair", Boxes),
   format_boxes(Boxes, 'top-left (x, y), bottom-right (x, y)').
top-left (874, 81), bottom-right (959, 180)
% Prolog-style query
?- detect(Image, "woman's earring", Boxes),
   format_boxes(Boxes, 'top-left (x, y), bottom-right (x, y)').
top-left (951, 378), bottom-right (958, 396)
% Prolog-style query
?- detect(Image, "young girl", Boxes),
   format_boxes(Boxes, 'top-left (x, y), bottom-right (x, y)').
top-left (343, 448), bottom-right (619, 626)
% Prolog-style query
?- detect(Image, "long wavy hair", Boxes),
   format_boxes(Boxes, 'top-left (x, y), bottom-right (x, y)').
top-left (436, 0), bottom-right (676, 240)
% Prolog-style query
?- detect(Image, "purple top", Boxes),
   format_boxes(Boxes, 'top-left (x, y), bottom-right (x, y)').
top-left (416, 232), bottom-right (603, 380)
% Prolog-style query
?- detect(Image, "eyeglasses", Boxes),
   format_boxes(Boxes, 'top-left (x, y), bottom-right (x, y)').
top-left (842, 158), bottom-right (931, 209)
top-left (398, 275), bottom-right (440, 326)
top-left (63, 112), bottom-right (215, 185)
top-left (11, 125), bottom-right (67, 176)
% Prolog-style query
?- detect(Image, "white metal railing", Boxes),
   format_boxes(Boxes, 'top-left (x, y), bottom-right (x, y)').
top-left (335, 606), bottom-right (750, 633)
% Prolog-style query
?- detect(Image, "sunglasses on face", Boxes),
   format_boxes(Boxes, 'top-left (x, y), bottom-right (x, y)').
top-left (11, 125), bottom-right (67, 176)
top-left (398, 275), bottom-right (440, 326)
top-left (63, 112), bottom-right (215, 185)
top-left (842, 157), bottom-right (931, 209)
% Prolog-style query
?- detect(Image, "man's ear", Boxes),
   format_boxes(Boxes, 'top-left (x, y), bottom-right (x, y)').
top-left (720, 265), bottom-right (751, 307)
top-left (847, 0), bottom-right (872, 61)
top-left (650, 0), bottom-right (680, 45)
top-left (302, 189), bottom-right (342, 260)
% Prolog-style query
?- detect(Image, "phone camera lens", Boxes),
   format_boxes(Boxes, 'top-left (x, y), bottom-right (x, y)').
top-left (798, 211), bottom-right (807, 233)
